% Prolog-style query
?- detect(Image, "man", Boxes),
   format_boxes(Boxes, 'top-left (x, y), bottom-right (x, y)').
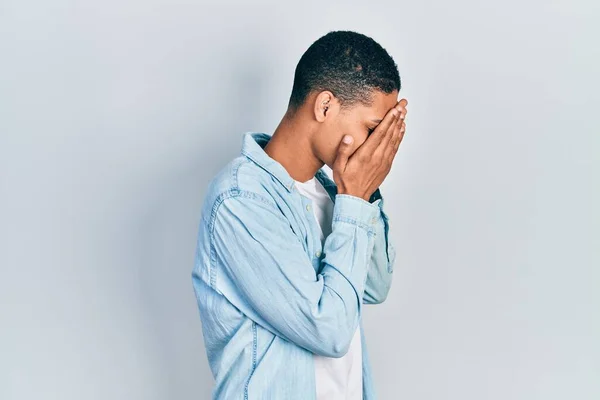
top-left (192, 30), bottom-right (408, 399)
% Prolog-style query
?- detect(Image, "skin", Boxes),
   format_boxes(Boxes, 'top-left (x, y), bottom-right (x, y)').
top-left (264, 89), bottom-right (408, 201)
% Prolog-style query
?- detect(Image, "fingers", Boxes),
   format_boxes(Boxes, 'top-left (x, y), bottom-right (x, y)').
top-left (384, 116), bottom-right (402, 160)
top-left (384, 100), bottom-right (407, 148)
top-left (366, 105), bottom-right (399, 149)
top-left (393, 120), bottom-right (405, 153)
top-left (385, 101), bottom-right (407, 161)
top-left (332, 134), bottom-right (355, 174)
top-left (357, 98), bottom-right (408, 161)
top-left (395, 120), bottom-right (405, 151)
top-left (396, 98), bottom-right (408, 121)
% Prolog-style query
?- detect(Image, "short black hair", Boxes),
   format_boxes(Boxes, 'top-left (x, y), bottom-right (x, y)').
top-left (287, 30), bottom-right (401, 112)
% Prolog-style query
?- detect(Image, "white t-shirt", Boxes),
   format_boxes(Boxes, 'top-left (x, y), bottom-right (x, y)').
top-left (294, 175), bottom-right (363, 400)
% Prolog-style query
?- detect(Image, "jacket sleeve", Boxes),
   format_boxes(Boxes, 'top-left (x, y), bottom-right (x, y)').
top-left (362, 188), bottom-right (397, 305)
top-left (210, 190), bottom-right (380, 358)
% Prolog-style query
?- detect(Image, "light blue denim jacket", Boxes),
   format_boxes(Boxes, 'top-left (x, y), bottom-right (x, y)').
top-left (192, 132), bottom-right (397, 399)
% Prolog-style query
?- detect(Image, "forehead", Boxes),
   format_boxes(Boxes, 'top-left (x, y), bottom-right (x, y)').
top-left (348, 89), bottom-right (399, 120)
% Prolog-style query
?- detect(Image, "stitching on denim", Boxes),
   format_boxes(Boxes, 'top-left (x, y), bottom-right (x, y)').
top-left (208, 190), bottom-right (290, 288)
top-left (208, 192), bottom-right (228, 288)
top-left (234, 190), bottom-right (290, 224)
top-left (232, 158), bottom-right (244, 190)
top-left (332, 215), bottom-right (375, 235)
top-left (240, 143), bottom-right (294, 193)
top-left (244, 321), bottom-right (258, 399)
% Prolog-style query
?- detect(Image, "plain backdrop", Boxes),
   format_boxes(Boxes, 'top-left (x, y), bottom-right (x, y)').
top-left (1, 1), bottom-right (598, 399)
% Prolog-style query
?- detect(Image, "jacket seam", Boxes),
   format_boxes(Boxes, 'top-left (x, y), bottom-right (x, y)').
top-left (208, 189), bottom-right (290, 289)
top-left (244, 321), bottom-right (258, 399)
top-left (333, 215), bottom-right (376, 236)
top-left (232, 158), bottom-right (244, 191)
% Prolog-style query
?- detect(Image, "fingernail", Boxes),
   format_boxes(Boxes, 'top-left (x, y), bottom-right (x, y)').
top-left (343, 135), bottom-right (353, 144)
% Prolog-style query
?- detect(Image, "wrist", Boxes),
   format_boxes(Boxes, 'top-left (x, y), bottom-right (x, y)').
top-left (337, 192), bottom-right (370, 202)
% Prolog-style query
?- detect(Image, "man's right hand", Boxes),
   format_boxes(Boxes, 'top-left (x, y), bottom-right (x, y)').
top-left (333, 99), bottom-right (408, 201)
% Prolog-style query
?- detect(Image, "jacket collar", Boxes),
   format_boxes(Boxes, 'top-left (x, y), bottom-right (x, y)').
top-left (240, 132), bottom-right (337, 196)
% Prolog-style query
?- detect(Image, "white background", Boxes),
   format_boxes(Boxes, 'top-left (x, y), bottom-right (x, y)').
top-left (1, 1), bottom-right (598, 399)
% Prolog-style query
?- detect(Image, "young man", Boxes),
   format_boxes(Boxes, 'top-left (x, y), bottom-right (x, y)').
top-left (192, 30), bottom-right (408, 399)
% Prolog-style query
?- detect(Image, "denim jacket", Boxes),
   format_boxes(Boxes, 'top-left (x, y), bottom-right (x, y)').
top-left (192, 132), bottom-right (397, 399)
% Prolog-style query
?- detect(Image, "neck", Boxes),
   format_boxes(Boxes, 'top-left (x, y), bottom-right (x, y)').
top-left (264, 109), bottom-right (324, 183)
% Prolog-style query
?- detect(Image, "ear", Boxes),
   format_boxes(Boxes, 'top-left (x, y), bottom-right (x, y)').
top-left (313, 91), bottom-right (337, 123)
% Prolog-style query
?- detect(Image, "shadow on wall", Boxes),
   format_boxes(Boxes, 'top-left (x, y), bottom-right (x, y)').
top-left (134, 57), bottom-right (266, 398)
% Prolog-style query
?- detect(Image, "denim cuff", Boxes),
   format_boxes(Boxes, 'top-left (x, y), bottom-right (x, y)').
top-left (333, 194), bottom-right (382, 230)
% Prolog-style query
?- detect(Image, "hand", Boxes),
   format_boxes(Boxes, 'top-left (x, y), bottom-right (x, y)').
top-left (333, 98), bottom-right (408, 202)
